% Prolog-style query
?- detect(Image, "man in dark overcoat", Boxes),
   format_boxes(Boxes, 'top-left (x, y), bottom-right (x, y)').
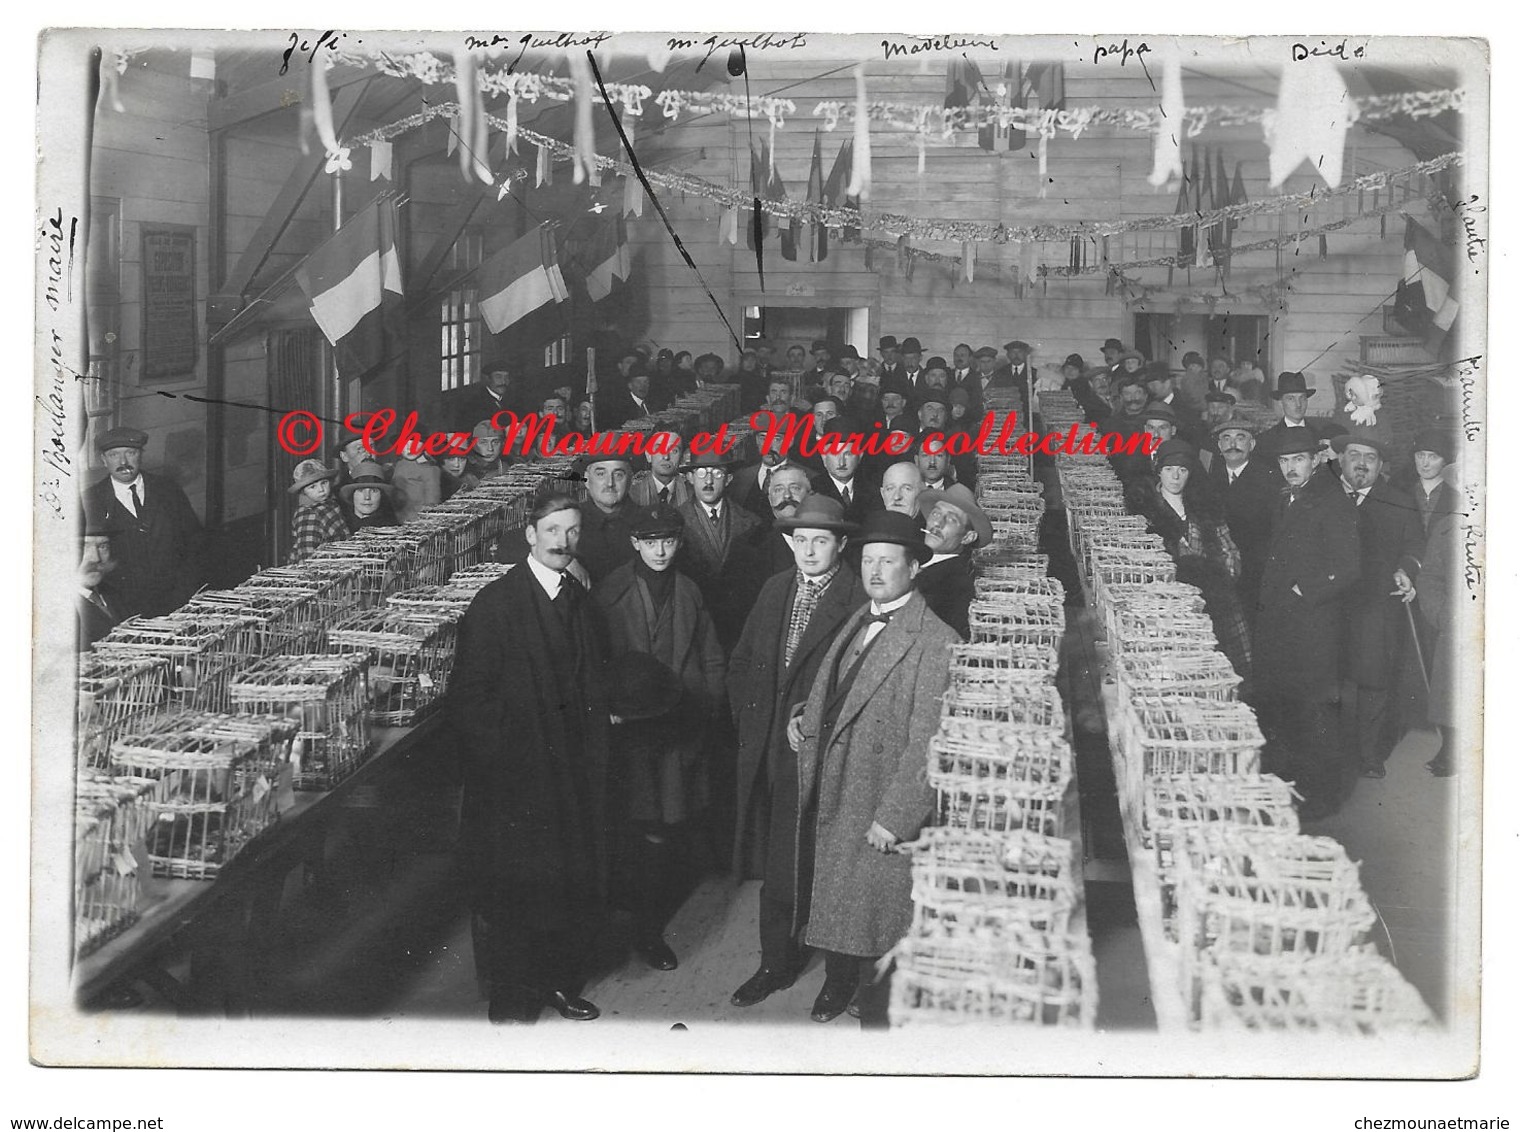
top-left (77, 505), bottom-right (125, 649)
top-left (82, 426), bottom-right (206, 618)
top-left (727, 496), bottom-right (864, 1007)
top-left (675, 449), bottom-right (764, 653)
top-left (795, 511), bottom-right (956, 1026)
top-left (497, 452), bottom-right (635, 584)
top-left (1255, 371), bottom-right (1347, 481)
top-left (1207, 420), bottom-right (1281, 621)
top-left (1331, 430), bottom-right (1424, 780)
top-left (913, 484), bottom-right (992, 641)
top-left (448, 491), bottom-right (611, 1023)
top-left (1253, 430), bottom-right (1362, 821)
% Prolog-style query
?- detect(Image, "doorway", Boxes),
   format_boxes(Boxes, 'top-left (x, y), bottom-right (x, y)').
top-left (742, 306), bottom-right (871, 367)
top-left (1134, 312), bottom-right (1271, 371)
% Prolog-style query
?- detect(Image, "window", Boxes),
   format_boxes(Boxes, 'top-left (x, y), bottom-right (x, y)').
top-left (440, 233), bottom-right (484, 393)
top-left (544, 334), bottom-right (571, 367)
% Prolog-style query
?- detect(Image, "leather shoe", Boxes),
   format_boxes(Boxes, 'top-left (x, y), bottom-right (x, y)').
top-left (635, 935), bottom-right (679, 971)
top-left (810, 980), bottom-right (857, 1023)
top-left (1426, 758), bottom-right (1455, 778)
top-left (547, 990), bottom-right (601, 1021)
top-left (731, 966), bottom-right (798, 1008)
top-left (1360, 762), bottom-right (1387, 779)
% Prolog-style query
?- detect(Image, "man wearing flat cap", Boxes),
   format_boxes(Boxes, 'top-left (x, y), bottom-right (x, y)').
top-left (83, 426), bottom-right (205, 618)
top-left (915, 483), bottom-right (992, 641)
top-left (1254, 428), bottom-right (1362, 822)
top-left (794, 510), bottom-right (956, 1027)
top-left (1207, 420), bottom-right (1279, 623)
top-left (594, 501), bottom-right (726, 973)
top-left (728, 496), bottom-right (865, 1008)
top-left (1332, 428), bottom-right (1425, 781)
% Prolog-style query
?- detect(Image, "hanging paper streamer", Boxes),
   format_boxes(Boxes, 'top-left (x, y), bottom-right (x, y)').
top-left (505, 93), bottom-right (520, 156)
top-left (297, 107), bottom-right (313, 156)
top-left (1264, 58), bottom-right (1360, 189)
top-left (536, 143), bottom-right (552, 187)
top-left (446, 113), bottom-right (460, 157)
top-left (623, 174), bottom-right (644, 218)
top-left (567, 52), bottom-right (598, 187)
top-left (471, 85), bottom-right (493, 185)
top-left (1020, 241), bottom-right (1037, 289)
top-left (453, 51), bottom-right (482, 183)
top-left (370, 141), bottom-right (393, 181)
top-left (721, 206), bottom-right (739, 246)
top-left (846, 65), bottom-right (871, 200)
top-left (99, 53), bottom-right (125, 113)
top-left (312, 57), bottom-right (340, 157)
top-left (646, 44), bottom-right (673, 73)
top-left (962, 241), bottom-right (975, 283)
top-left (1037, 132), bottom-right (1050, 198)
top-left (1147, 51), bottom-right (1184, 188)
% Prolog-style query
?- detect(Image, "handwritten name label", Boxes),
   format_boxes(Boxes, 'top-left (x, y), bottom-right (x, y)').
top-left (463, 31), bottom-right (614, 55)
top-left (280, 31), bottom-right (357, 76)
top-left (883, 36), bottom-right (998, 60)
top-left (1449, 194), bottom-right (1487, 266)
top-left (1291, 39), bottom-right (1366, 62)
top-left (667, 32), bottom-right (807, 69)
top-left (1453, 354), bottom-right (1482, 442)
top-left (1093, 39), bottom-right (1150, 66)
top-left (1461, 488), bottom-right (1482, 594)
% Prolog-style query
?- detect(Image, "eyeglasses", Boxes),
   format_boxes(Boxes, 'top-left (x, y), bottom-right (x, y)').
top-left (690, 468), bottom-right (728, 481)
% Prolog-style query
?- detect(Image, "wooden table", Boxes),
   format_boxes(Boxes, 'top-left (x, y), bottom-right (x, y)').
top-left (73, 717), bottom-right (445, 1013)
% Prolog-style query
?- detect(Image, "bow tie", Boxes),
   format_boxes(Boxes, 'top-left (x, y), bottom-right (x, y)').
top-left (866, 611), bottom-right (893, 625)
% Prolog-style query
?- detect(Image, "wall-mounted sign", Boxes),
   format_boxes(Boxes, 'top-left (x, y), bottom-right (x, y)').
top-left (140, 225), bottom-right (198, 381)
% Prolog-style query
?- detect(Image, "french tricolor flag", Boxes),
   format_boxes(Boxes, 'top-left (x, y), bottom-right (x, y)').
top-left (296, 198), bottom-right (404, 379)
top-left (477, 223), bottom-right (570, 333)
top-left (583, 216), bottom-right (630, 302)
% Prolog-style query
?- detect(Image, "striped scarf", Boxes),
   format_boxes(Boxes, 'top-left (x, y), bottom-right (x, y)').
top-left (784, 564), bottom-right (840, 667)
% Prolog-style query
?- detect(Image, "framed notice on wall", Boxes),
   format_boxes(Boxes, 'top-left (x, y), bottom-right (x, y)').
top-left (140, 224), bottom-right (197, 381)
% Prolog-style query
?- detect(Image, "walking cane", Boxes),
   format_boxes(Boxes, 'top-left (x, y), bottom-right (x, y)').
top-left (1404, 600), bottom-right (1432, 696)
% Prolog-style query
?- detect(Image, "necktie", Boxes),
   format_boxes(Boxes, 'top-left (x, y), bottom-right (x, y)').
top-left (1346, 488), bottom-right (1364, 507)
top-left (708, 506), bottom-right (721, 524)
top-left (842, 484), bottom-right (852, 505)
top-left (659, 486), bottom-right (670, 505)
top-left (130, 484), bottom-right (143, 515)
top-left (842, 611), bottom-right (891, 675)
top-left (89, 591), bottom-right (111, 616)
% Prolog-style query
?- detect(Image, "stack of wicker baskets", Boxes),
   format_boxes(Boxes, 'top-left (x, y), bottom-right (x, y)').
top-left (1055, 421), bottom-right (1435, 1035)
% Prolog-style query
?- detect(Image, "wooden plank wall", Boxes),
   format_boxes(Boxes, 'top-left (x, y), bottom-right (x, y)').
top-left (88, 62), bottom-right (214, 515)
top-left (627, 58), bottom-right (1431, 415)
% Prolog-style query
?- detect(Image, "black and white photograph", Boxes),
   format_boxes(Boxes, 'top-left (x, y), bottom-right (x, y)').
top-left (22, 16), bottom-right (1506, 1106)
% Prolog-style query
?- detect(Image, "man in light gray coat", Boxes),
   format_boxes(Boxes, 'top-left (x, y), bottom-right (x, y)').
top-left (793, 510), bottom-right (955, 1027)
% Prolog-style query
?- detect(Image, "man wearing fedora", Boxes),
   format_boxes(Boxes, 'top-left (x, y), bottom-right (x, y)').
top-left (915, 483), bottom-right (993, 641)
top-left (83, 426), bottom-right (205, 618)
top-left (1332, 428), bottom-right (1424, 781)
top-left (1207, 420), bottom-right (1280, 624)
top-left (1254, 429), bottom-right (1362, 822)
top-left (449, 490), bottom-right (611, 1024)
top-left (1256, 372), bottom-right (1348, 474)
top-left (794, 510), bottom-right (956, 1026)
top-left (594, 501), bottom-right (726, 973)
top-left (728, 496), bottom-right (865, 1008)
top-left (77, 504), bottom-right (126, 649)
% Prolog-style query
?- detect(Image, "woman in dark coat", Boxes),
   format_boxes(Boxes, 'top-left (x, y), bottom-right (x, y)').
top-left (1126, 440), bottom-right (1253, 682)
top-left (593, 501), bottom-right (726, 970)
top-left (447, 493), bottom-right (612, 1023)
top-left (338, 461), bottom-right (400, 529)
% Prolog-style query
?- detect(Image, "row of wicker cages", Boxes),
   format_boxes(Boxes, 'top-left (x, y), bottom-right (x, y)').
top-left (890, 465), bottom-right (1100, 1028)
top-left (1058, 450), bottom-right (1436, 1034)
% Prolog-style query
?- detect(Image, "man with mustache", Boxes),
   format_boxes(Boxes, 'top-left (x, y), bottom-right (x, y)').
top-left (730, 432), bottom-right (800, 521)
top-left (728, 495), bottom-right (864, 1007)
top-left (496, 451), bottom-right (632, 585)
top-left (449, 490), bottom-right (612, 1024)
top-left (76, 506), bottom-right (125, 649)
top-left (794, 511), bottom-right (955, 1026)
top-left (1253, 430), bottom-right (1361, 822)
top-left (82, 426), bottom-right (205, 618)
top-left (914, 483), bottom-right (993, 641)
top-left (748, 464), bottom-right (815, 579)
top-left (1207, 421), bottom-right (1279, 624)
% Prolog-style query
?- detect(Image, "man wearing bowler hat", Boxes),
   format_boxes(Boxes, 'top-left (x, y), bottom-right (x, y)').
top-left (1256, 371), bottom-right (1347, 471)
top-left (77, 505), bottom-right (126, 649)
top-left (898, 337), bottom-right (926, 393)
top-left (1254, 428), bottom-right (1361, 822)
top-left (1207, 420), bottom-right (1280, 621)
top-left (877, 335), bottom-right (905, 383)
top-left (83, 426), bottom-right (205, 618)
top-left (914, 483), bottom-right (992, 641)
top-left (728, 496), bottom-right (865, 1007)
top-left (1331, 428), bottom-right (1424, 781)
top-left (794, 510), bottom-right (956, 1026)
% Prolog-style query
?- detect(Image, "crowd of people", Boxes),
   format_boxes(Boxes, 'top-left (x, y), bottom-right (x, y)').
top-left (74, 329), bottom-right (1465, 1029)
